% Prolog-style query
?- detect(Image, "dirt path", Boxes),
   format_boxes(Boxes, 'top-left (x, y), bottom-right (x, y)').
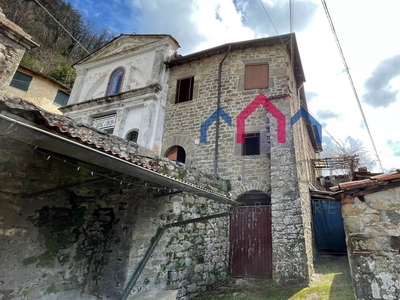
top-left (196, 256), bottom-right (354, 300)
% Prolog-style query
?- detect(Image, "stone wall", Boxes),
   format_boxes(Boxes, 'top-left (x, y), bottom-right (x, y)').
top-left (0, 8), bottom-right (38, 92)
top-left (0, 135), bottom-right (230, 299)
top-left (342, 188), bottom-right (400, 299)
top-left (163, 43), bottom-right (316, 283)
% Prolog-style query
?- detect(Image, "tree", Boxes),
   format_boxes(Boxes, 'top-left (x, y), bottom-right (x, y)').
top-left (321, 136), bottom-right (377, 175)
top-left (0, 0), bottom-right (114, 85)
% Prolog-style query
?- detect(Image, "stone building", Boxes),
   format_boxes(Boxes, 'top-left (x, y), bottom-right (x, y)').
top-left (7, 65), bottom-right (70, 114)
top-left (331, 171), bottom-right (400, 300)
top-left (0, 7), bottom-right (38, 92)
top-left (60, 34), bottom-right (179, 155)
top-left (162, 33), bottom-right (322, 283)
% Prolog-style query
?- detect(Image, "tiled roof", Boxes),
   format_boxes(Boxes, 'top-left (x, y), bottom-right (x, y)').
top-left (0, 95), bottom-right (235, 204)
top-left (329, 170), bottom-right (400, 197)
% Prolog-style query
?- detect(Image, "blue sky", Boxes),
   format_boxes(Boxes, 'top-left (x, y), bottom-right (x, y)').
top-left (67, 0), bottom-right (400, 171)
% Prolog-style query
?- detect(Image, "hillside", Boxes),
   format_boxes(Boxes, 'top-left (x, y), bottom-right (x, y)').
top-left (0, 0), bottom-right (114, 86)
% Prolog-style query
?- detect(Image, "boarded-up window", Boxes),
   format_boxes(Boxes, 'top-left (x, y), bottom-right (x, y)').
top-left (10, 71), bottom-right (32, 91)
top-left (245, 63), bottom-right (269, 90)
top-left (175, 77), bottom-right (194, 103)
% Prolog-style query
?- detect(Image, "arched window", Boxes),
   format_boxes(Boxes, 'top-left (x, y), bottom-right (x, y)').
top-left (165, 146), bottom-right (186, 163)
top-left (106, 68), bottom-right (124, 96)
top-left (126, 130), bottom-right (139, 143)
top-left (236, 190), bottom-right (271, 206)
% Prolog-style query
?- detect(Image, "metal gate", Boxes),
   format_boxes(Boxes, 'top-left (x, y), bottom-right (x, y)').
top-left (229, 205), bottom-right (272, 278)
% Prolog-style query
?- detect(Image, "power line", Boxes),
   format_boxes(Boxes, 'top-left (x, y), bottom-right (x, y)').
top-left (321, 0), bottom-right (384, 172)
top-left (33, 0), bottom-right (90, 54)
top-left (258, 0), bottom-right (286, 46)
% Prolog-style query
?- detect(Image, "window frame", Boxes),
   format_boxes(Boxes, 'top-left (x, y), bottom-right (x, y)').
top-left (175, 76), bottom-right (194, 104)
top-left (245, 63), bottom-right (269, 90)
top-left (126, 130), bottom-right (139, 143)
top-left (10, 71), bottom-right (33, 91)
top-left (106, 67), bottom-right (125, 96)
top-left (165, 146), bottom-right (186, 163)
top-left (242, 132), bottom-right (261, 156)
top-left (53, 90), bottom-right (70, 107)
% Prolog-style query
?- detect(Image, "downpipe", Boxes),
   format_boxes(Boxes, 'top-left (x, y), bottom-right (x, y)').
top-left (214, 45), bottom-right (231, 178)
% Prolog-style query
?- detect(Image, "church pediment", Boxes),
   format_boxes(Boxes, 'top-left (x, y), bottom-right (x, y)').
top-left (75, 34), bottom-right (176, 66)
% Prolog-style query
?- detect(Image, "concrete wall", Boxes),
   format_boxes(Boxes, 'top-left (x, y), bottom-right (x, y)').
top-left (342, 189), bottom-right (400, 300)
top-left (0, 135), bottom-right (230, 300)
top-left (162, 43), bottom-right (316, 283)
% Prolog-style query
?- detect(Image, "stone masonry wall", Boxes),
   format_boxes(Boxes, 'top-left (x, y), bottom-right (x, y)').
top-left (342, 189), bottom-right (400, 300)
top-left (163, 43), bottom-right (315, 283)
top-left (0, 134), bottom-right (231, 299)
top-left (129, 192), bottom-right (230, 300)
top-left (0, 8), bottom-right (37, 92)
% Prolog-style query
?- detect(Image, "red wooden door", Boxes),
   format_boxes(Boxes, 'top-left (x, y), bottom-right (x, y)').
top-left (229, 206), bottom-right (272, 278)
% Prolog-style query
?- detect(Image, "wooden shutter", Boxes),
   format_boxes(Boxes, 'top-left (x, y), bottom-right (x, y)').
top-left (166, 147), bottom-right (178, 161)
top-left (10, 71), bottom-right (33, 91)
top-left (54, 90), bottom-right (70, 106)
top-left (245, 63), bottom-right (269, 90)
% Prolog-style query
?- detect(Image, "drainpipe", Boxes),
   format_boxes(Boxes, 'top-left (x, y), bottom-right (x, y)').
top-left (297, 83), bottom-right (303, 109)
top-left (214, 45), bottom-right (231, 178)
top-left (120, 211), bottom-right (233, 300)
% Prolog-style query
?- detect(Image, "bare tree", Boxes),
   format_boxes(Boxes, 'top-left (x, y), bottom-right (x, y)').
top-left (321, 136), bottom-right (377, 175)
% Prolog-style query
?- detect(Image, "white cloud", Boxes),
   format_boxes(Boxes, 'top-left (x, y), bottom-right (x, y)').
top-left (191, 0), bottom-right (255, 51)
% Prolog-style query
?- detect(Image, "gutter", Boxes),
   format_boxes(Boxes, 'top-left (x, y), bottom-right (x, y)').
top-left (214, 45), bottom-right (231, 178)
top-left (0, 112), bottom-right (238, 205)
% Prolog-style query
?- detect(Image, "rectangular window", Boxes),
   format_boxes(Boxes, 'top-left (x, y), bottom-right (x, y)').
top-left (175, 76), bottom-right (194, 103)
top-left (53, 90), bottom-right (70, 107)
top-left (242, 132), bottom-right (260, 156)
top-left (10, 71), bottom-right (33, 91)
top-left (245, 63), bottom-right (269, 90)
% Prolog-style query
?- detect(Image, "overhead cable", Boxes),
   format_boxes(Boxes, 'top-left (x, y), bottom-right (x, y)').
top-left (258, 0), bottom-right (286, 46)
top-left (321, 0), bottom-right (384, 172)
top-left (34, 0), bottom-right (90, 54)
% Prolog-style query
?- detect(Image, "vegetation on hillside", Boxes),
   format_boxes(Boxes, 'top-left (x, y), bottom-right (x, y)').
top-left (0, 0), bottom-right (114, 86)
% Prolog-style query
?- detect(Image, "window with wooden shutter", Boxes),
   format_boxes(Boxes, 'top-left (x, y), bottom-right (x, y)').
top-left (245, 63), bottom-right (269, 90)
top-left (54, 90), bottom-right (70, 107)
top-left (165, 146), bottom-right (186, 163)
top-left (10, 71), bottom-right (33, 91)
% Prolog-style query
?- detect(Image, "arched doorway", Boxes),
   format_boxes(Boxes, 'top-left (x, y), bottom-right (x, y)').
top-left (229, 190), bottom-right (272, 278)
top-left (165, 146), bottom-right (186, 163)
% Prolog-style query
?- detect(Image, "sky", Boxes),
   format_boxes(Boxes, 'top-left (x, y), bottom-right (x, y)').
top-left (67, 0), bottom-right (400, 172)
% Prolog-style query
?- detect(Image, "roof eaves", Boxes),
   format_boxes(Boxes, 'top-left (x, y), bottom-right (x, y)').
top-left (18, 65), bottom-right (71, 92)
top-left (165, 33), bottom-right (305, 85)
top-left (0, 96), bottom-right (237, 205)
